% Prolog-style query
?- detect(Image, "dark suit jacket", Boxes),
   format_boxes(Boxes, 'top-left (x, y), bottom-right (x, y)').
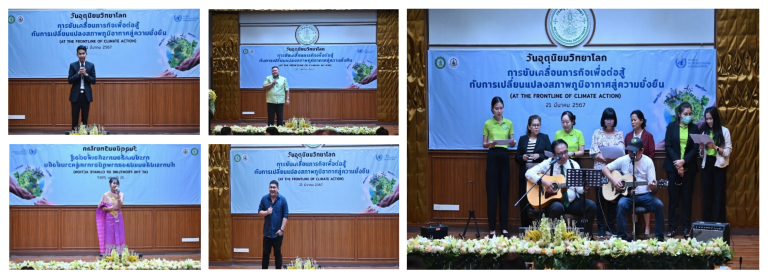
top-left (68, 61), bottom-right (96, 102)
top-left (515, 133), bottom-right (552, 171)
top-left (663, 121), bottom-right (700, 174)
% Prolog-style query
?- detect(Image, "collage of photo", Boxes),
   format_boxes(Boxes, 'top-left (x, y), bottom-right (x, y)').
top-left (3, 5), bottom-right (761, 273)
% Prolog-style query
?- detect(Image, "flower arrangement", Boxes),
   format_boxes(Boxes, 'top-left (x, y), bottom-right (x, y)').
top-left (209, 89), bottom-right (217, 114)
top-left (213, 124), bottom-right (381, 135)
top-left (285, 256), bottom-right (320, 269)
top-left (69, 123), bottom-right (107, 135)
top-left (10, 258), bottom-right (201, 270)
top-left (9, 247), bottom-right (200, 270)
top-left (407, 216), bottom-right (733, 269)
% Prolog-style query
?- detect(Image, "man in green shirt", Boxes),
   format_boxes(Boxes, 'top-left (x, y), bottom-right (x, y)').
top-left (263, 66), bottom-right (290, 126)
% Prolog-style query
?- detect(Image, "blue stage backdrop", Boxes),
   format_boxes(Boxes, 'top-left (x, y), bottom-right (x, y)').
top-left (231, 146), bottom-right (399, 214)
top-left (9, 145), bottom-right (201, 205)
top-left (428, 49), bottom-right (716, 150)
top-left (240, 45), bottom-right (377, 89)
top-left (8, 9), bottom-right (200, 78)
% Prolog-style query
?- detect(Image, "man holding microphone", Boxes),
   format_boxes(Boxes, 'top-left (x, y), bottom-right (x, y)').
top-left (263, 66), bottom-right (290, 126)
top-left (258, 180), bottom-right (289, 269)
top-left (68, 45), bottom-right (96, 130)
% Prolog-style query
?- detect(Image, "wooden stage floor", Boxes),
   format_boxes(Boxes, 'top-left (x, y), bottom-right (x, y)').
top-left (407, 227), bottom-right (758, 270)
top-left (10, 252), bottom-right (201, 263)
top-left (209, 261), bottom-right (398, 269)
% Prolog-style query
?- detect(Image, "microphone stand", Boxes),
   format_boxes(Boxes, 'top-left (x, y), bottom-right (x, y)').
top-left (630, 152), bottom-right (637, 241)
top-left (460, 181), bottom-right (480, 239)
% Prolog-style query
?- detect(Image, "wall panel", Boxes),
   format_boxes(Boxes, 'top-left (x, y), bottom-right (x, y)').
top-left (8, 78), bottom-right (200, 130)
top-left (239, 89), bottom-right (376, 122)
top-left (9, 205), bottom-right (201, 253)
top-left (230, 214), bottom-right (398, 263)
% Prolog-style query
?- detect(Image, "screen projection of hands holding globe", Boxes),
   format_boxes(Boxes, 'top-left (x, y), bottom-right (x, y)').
top-left (9, 145), bottom-right (201, 206)
top-left (240, 45), bottom-right (377, 89)
top-left (8, 9), bottom-right (200, 78)
top-left (230, 146), bottom-right (399, 214)
top-left (427, 49), bottom-right (716, 150)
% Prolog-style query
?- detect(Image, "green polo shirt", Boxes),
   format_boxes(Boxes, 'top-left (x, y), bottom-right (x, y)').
top-left (707, 131), bottom-right (717, 156)
top-left (483, 117), bottom-right (514, 148)
top-left (264, 76), bottom-right (289, 104)
top-left (679, 125), bottom-right (689, 159)
top-left (554, 128), bottom-right (585, 156)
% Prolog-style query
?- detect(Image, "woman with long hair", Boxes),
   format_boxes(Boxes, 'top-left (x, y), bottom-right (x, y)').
top-left (96, 177), bottom-right (126, 254)
top-left (699, 107), bottom-right (732, 222)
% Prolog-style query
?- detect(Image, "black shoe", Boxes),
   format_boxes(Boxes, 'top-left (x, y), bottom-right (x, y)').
top-left (502, 232), bottom-right (510, 238)
top-left (666, 230), bottom-right (677, 238)
top-left (683, 229), bottom-right (691, 238)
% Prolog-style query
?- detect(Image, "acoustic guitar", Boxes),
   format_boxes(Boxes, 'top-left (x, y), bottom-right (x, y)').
top-left (526, 174), bottom-right (599, 209)
top-left (602, 170), bottom-right (669, 202)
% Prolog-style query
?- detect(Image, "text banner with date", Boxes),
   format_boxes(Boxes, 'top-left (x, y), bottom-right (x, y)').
top-left (240, 45), bottom-right (377, 89)
top-left (8, 9), bottom-right (200, 78)
top-left (230, 146), bottom-right (399, 214)
top-left (428, 49), bottom-right (716, 150)
top-left (9, 145), bottom-right (202, 205)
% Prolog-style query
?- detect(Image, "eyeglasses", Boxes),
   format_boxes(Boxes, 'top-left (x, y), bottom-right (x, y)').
top-left (530, 124), bottom-right (541, 127)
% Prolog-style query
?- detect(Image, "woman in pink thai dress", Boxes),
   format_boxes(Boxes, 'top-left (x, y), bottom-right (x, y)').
top-left (96, 177), bottom-right (126, 254)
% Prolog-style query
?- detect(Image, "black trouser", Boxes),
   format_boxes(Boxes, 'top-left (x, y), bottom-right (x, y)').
top-left (262, 235), bottom-right (283, 269)
top-left (486, 148), bottom-right (510, 233)
top-left (71, 93), bottom-right (90, 130)
top-left (667, 169), bottom-right (694, 232)
top-left (267, 103), bottom-right (284, 126)
top-left (546, 198), bottom-right (597, 236)
top-left (702, 156), bottom-right (727, 222)
top-left (595, 190), bottom-right (617, 234)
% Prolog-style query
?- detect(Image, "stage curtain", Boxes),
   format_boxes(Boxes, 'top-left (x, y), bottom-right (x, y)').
top-left (716, 9), bottom-right (759, 227)
top-left (211, 12), bottom-right (240, 121)
top-left (407, 9), bottom-right (428, 223)
top-left (209, 144), bottom-right (232, 261)
top-left (377, 10), bottom-right (399, 123)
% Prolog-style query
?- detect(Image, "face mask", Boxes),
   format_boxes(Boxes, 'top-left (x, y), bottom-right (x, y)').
top-left (682, 116), bottom-right (692, 124)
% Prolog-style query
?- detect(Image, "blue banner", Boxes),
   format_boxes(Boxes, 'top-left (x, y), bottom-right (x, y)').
top-left (428, 49), bottom-right (716, 150)
top-left (231, 146), bottom-right (399, 214)
top-left (240, 45), bottom-right (377, 89)
top-left (9, 145), bottom-right (201, 205)
top-left (8, 10), bottom-right (200, 78)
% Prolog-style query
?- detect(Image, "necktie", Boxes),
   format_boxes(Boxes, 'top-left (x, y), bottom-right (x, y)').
top-left (80, 63), bottom-right (85, 90)
top-left (561, 164), bottom-right (569, 208)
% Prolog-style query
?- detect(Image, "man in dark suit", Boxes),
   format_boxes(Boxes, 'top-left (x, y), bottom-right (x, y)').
top-left (68, 45), bottom-right (96, 130)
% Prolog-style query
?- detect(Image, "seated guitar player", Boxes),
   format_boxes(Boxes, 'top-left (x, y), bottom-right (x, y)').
top-left (602, 137), bottom-right (666, 241)
top-left (525, 139), bottom-right (596, 238)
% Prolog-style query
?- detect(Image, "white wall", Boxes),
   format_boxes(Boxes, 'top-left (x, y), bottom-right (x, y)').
top-left (240, 11), bottom-right (377, 45)
top-left (429, 9), bottom-right (714, 50)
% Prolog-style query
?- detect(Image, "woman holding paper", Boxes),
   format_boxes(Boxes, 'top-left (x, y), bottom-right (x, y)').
top-left (96, 177), bottom-right (126, 254)
top-left (699, 107), bottom-right (731, 223)
top-left (554, 111), bottom-right (585, 166)
top-left (624, 110), bottom-right (656, 237)
top-left (482, 96), bottom-right (516, 238)
top-left (663, 102), bottom-right (699, 238)
top-left (590, 107), bottom-right (625, 238)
